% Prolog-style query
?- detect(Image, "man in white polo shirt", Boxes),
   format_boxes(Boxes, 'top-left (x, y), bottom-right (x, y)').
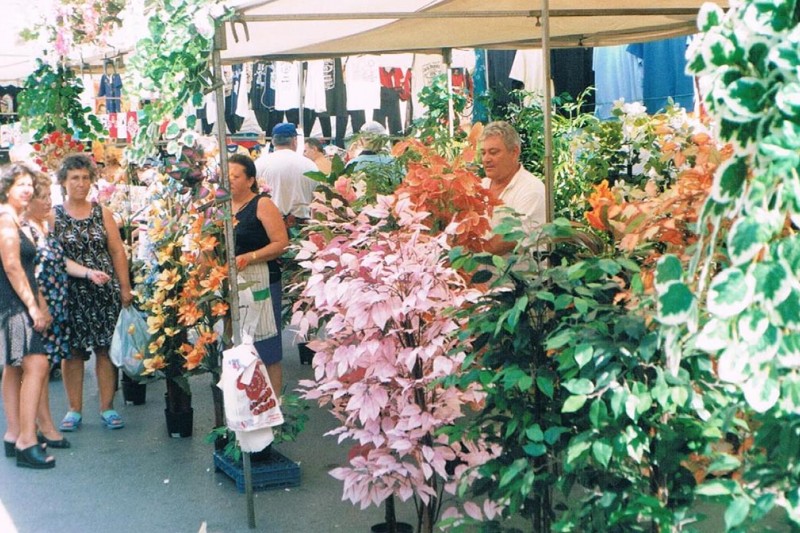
top-left (480, 120), bottom-right (546, 255)
top-left (255, 122), bottom-right (318, 227)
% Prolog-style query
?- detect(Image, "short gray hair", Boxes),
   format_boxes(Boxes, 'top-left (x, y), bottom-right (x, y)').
top-left (480, 120), bottom-right (521, 152)
top-left (272, 134), bottom-right (294, 147)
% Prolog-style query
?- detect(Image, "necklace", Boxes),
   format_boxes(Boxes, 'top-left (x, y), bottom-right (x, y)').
top-left (233, 194), bottom-right (257, 215)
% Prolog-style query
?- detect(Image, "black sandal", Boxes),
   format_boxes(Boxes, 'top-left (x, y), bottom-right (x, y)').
top-left (4, 440), bottom-right (15, 458)
top-left (37, 433), bottom-right (71, 449)
top-left (15, 444), bottom-right (55, 469)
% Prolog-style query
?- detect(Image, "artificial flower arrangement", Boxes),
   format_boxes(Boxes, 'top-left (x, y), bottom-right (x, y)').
top-left (21, 0), bottom-right (126, 61)
top-left (292, 127), bottom-right (504, 531)
top-left (582, 109), bottom-right (733, 306)
top-left (133, 146), bottom-right (229, 394)
top-left (32, 131), bottom-right (86, 173)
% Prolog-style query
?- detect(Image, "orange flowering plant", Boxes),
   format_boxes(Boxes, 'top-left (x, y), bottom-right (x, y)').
top-left (134, 162), bottom-right (228, 388)
top-left (392, 123), bottom-right (500, 252)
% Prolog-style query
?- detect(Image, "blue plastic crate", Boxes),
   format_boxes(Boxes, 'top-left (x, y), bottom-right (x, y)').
top-left (214, 449), bottom-right (301, 493)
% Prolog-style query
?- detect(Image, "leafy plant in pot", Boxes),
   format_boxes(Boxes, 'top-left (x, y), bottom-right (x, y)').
top-left (441, 108), bottom-right (735, 530)
top-left (293, 192), bottom-right (500, 533)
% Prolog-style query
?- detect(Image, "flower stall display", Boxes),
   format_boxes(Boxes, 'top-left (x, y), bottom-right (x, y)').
top-left (133, 148), bottom-right (228, 434)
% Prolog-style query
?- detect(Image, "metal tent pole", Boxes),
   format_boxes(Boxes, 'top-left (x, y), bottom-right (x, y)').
top-left (443, 48), bottom-right (454, 138)
top-left (541, 0), bottom-right (554, 223)
top-left (212, 23), bottom-right (252, 530)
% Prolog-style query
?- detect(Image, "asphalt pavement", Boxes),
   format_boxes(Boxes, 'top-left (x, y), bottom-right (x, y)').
top-left (0, 331), bottom-right (417, 533)
top-left (0, 331), bottom-right (792, 533)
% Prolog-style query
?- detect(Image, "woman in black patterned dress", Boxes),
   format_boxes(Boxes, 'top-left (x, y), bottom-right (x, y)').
top-left (53, 154), bottom-right (132, 431)
top-left (0, 163), bottom-right (55, 468)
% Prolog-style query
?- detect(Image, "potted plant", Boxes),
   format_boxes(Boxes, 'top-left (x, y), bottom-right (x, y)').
top-left (135, 144), bottom-right (229, 437)
top-left (654, 1), bottom-right (800, 528)
top-left (440, 101), bottom-right (739, 531)
top-left (293, 130), bottom-right (502, 532)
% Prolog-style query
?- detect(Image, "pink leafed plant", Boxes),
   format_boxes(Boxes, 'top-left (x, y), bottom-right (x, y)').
top-left (294, 195), bottom-right (501, 531)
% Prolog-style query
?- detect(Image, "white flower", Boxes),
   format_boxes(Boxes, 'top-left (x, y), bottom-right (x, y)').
top-left (208, 2), bottom-right (227, 18)
top-left (193, 10), bottom-right (215, 39)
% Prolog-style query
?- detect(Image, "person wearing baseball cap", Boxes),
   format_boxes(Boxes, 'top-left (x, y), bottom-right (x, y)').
top-left (255, 123), bottom-right (318, 228)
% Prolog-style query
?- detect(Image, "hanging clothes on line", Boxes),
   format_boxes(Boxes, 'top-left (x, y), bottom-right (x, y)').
top-left (628, 37), bottom-right (694, 113)
top-left (98, 64), bottom-right (123, 114)
top-left (593, 45), bottom-right (643, 119)
top-left (509, 49), bottom-right (553, 105)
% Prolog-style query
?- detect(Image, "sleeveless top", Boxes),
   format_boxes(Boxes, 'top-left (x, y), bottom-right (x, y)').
top-left (54, 203), bottom-right (121, 350)
top-left (0, 215), bottom-right (39, 320)
top-left (0, 213), bottom-right (46, 363)
top-left (234, 193), bottom-right (280, 284)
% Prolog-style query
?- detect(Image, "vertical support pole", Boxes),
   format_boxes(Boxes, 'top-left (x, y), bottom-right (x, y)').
top-left (443, 48), bottom-right (454, 138)
top-left (541, 0), bottom-right (554, 224)
top-left (212, 23), bottom-right (253, 530)
top-left (298, 61), bottom-right (306, 134)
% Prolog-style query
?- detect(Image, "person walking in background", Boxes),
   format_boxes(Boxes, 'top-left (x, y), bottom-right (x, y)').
top-left (0, 163), bottom-right (55, 469)
top-left (53, 154), bottom-right (132, 432)
top-left (479, 120), bottom-right (546, 255)
top-left (229, 154), bottom-right (289, 394)
top-left (303, 137), bottom-right (332, 175)
top-left (255, 123), bottom-right (318, 229)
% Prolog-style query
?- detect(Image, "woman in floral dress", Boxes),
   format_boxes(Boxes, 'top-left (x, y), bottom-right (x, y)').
top-left (23, 173), bottom-right (91, 448)
top-left (53, 154), bottom-right (132, 431)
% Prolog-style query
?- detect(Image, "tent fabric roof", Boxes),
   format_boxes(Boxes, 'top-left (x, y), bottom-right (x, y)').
top-left (221, 0), bottom-right (729, 62)
top-left (0, 1), bottom-right (728, 83)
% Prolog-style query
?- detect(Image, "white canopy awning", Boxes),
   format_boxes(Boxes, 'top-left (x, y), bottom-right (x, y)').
top-left (221, 0), bottom-right (729, 62)
top-left (0, 1), bottom-right (728, 83)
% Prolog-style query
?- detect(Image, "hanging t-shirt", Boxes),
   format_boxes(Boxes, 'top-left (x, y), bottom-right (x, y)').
top-left (628, 37), bottom-right (695, 113)
top-left (451, 49), bottom-right (476, 71)
top-left (323, 58), bottom-right (347, 116)
top-left (593, 45), bottom-right (643, 119)
top-left (509, 50), bottom-right (554, 104)
top-left (473, 49), bottom-right (489, 124)
top-left (344, 55), bottom-right (381, 112)
top-left (251, 62), bottom-right (275, 112)
top-left (224, 64), bottom-right (245, 134)
top-left (273, 61), bottom-right (302, 112)
top-left (304, 60), bottom-right (328, 114)
top-left (411, 53), bottom-right (447, 119)
top-left (551, 48), bottom-right (595, 114)
top-left (486, 50), bottom-right (520, 113)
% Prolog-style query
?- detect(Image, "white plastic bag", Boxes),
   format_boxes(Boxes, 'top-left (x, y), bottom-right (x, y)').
top-left (218, 343), bottom-right (284, 432)
top-left (109, 307), bottom-right (150, 379)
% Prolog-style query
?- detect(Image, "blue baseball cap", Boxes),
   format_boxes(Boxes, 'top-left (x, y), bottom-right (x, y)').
top-left (272, 122), bottom-right (298, 137)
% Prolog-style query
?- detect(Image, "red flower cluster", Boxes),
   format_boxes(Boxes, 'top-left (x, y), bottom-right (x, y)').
top-left (33, 131), bottom-right (85, 173)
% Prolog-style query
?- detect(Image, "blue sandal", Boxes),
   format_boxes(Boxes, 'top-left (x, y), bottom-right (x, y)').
top-left (59, 411), bottom-right (82, 432)
top-left (100, 410), bottom-right (125, 430)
